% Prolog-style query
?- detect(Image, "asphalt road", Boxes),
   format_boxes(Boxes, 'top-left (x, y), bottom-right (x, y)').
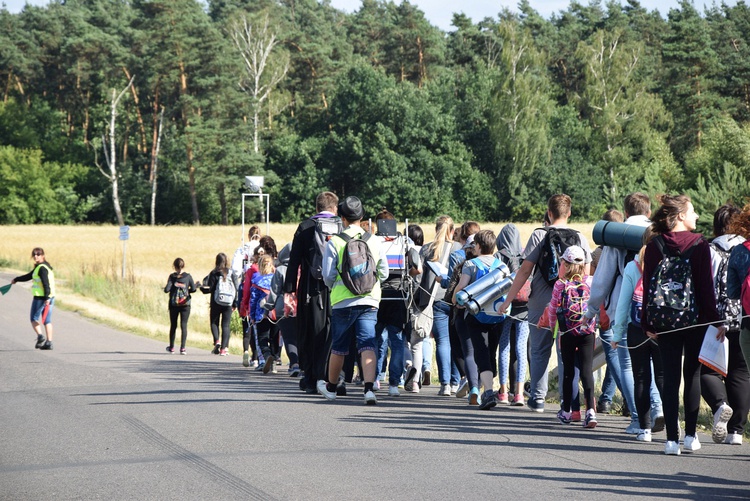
top-left (1, 272), bottom-right (748, 500)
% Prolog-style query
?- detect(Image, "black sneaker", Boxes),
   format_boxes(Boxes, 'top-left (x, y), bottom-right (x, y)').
top-left (40, 341), bottom-right (53, 350)
top-left (212, 343), bottom-right (221, 355)
top-left (336, 382), bottom-right (347, 396)
top-left (596, 400), bottom-right (612, 414)
top-left (35, 335), bottom-right (46, 349)
top-left (478, 389), bottom-right (498, 410)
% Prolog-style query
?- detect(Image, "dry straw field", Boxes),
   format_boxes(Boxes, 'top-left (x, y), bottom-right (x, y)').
top-left (0, 222), bottom-right (595, 352)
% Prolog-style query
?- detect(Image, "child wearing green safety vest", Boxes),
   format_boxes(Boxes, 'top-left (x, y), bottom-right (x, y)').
top-left (12, 247), bottom-right (56, 350)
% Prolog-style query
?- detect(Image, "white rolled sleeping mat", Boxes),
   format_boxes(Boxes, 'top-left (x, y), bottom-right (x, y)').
top-left (465, 275), bottom-right (515, 316)
top-left (455, 262), bottom-right (513, 315)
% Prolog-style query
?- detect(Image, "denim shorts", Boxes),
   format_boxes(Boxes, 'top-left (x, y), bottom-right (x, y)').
top-left (30, 297), bottom-right (54, 324)
top-left (330, 305), bottom-right (378, 355)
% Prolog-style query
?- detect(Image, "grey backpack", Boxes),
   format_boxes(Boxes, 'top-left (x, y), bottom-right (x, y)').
top-left (337, 232), bottom-right (378, 296)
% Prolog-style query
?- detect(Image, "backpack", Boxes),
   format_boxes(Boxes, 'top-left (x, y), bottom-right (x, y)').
top-left (741, 241), bottom-right (750, 324)
top-left (309, 216), bottom-right (343, 281)
top-left (711, 242), bottom-right (742, 332)
top-left (556, 276), bottom-right (596, 336)
top-left (213, 274), bottom-right (236, 307)
top-left (470, 257), bottom-right (505, 324)
top-left (171, 282), bottom-right (190, 308)
top-left (538, 227), bottom-right (582, 286)
top-left (645, 236), bottom-right (700, 332)
top-left (337, 231), bottom-right (378, 296)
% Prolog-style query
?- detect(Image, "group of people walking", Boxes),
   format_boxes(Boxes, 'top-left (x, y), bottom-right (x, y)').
top-left (16, 190), bottom-right (750, 457)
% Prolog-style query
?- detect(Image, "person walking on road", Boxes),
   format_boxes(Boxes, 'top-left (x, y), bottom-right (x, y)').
top-left (164, 257), bottom-right (197, 354)
top-left (201, 253), bottom-right (238, 356)
top-left (12, 247), bottom-right (56, 350)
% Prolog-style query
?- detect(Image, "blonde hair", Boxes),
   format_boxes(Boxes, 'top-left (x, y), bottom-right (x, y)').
top-left (258, 255), bottom-right (275, 275)
top-left (430, 215), bottom-right (454, 262)
top-left (563, 262), bottom-right (585, 280)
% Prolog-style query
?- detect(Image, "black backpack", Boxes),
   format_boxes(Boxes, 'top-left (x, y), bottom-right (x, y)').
top-left (337, 232), bottom-right (378, 296)
top-left (538, 227), bottom-right (582, 286)
top-left (645, 236), bottom-right (700, 332)
top-left (710, 242), bottom-right (742, 332)
top-left (309, 216), bottom-right (343, 281)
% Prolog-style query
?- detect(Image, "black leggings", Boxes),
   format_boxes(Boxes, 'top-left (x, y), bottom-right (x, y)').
top-left (454, 313), bottom-right (479, 388)
top-left (658, 326), bottom-right (704, 441)
top-left (466, 315), bottom-right (500, 376)
top-left (449, 308), bottom-right (466, 378)
top-left (168, 306), bottom-right (190, 349)
top-left (560, 333), bottom-right (595, 413)
top-left (627, 323), bottom-right (664, 429)
top-left (210, 304), bottom-right (233, 349)
top-left (278, 317), bottom-right (299, 366)
top-left (701, 330), bottom-right (750, 434)
top-left (255, 318), bottom-right (280, 360)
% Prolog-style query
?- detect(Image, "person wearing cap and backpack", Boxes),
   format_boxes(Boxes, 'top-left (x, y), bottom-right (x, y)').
top-left (642, 195), bottom-right (726, 456)
top-left (283, 192), bottom-right (342, 394)
top-left (317, 196), bottom-right (388, 405)
top-left (548, 245), bottom-right (598, 428)
top-left (498, 194), bottom-right (593, 413)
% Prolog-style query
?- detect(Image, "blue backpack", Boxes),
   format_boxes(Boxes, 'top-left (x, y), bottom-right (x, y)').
top-left (470, 257), bottom-right (506, 325)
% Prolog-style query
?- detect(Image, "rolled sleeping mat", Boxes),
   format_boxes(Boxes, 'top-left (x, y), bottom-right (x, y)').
top-left (454, 262), bottom-right (511, 307)
top-left (466, 275), bottom-right (514, 316)
top-left (592, 220), bottom-right (647, 252)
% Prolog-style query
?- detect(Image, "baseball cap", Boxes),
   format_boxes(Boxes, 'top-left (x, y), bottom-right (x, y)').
top-left (561, 245), bottom-right (585, 264)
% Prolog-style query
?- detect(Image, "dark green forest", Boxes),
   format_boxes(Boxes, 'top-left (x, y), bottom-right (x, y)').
top-left (2, 0), bottom-right (750, 229)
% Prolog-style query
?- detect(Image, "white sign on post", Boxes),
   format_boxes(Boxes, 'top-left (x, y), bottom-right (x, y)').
top-left (119, 225), bottom-right (130, 241)
top-left (119, 225), bottom-right (129, 279)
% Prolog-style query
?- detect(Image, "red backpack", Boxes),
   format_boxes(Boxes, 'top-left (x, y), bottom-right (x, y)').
top-left (742, 241), bottom-right (750, 318)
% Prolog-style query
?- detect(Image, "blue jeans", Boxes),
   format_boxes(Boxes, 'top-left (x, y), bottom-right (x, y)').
top-left (422, 337), bottom-right (432, 372)
top-left (432, 302), bottom-right (460, 385)
top-left (330, 306), bottom-right (378, 355)
top-left (376, 323), bottom-right (405, 387)
top-left (599, 328), bottom-right (623, 403)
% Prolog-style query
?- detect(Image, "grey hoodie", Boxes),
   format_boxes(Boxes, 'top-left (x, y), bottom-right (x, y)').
top-left (710, 234), bottom-right (746, 289)
top-left (266, 243), bottom-right (291, 318)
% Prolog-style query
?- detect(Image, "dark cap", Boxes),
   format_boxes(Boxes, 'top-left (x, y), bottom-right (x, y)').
top-left (338, 196), bottom-right (364, 220)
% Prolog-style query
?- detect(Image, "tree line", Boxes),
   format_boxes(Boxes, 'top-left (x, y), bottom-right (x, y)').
top-left (1, 0), bottom-right (749, 232)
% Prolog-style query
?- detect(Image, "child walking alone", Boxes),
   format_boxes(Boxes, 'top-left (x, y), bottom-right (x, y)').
top-left (549, 245), bottom-right (598, 428)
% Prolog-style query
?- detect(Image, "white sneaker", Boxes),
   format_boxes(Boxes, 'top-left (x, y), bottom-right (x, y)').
top-left (437, 384), bottom-right (451, 396)
top-left (388, 385), bottom-right (400, 397)
top-left (636, 429), bottom-right (652, 442)
top-left (664, 440), bottom-right (681, 455)
top-left (373, 380), bottom-right (380, 392)
top-left (317, 380), bottom-right (336, 401)
top-left (455, 378), bottom-right (469, 398)
top-left (712, 403), bottom-right (733, 444)
top-left (364, 390), bottom-right (377, 405)
top-left (725, 433), bottom-right (743, 445)
top-left (625, 421), bottom-right (640, 434)
top-left (684, 435), bottom-right (701, 452)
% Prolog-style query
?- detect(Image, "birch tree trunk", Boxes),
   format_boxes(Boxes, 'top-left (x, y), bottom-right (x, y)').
top-left (150, 107), bottom-right (164, 226)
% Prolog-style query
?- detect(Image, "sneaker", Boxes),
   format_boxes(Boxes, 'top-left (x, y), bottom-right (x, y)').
top-left (219, 348), bottom-right (228, 356)
top-left (570, 411), bottom-right (581, 422)
top-left (557, 409), bottom-right (572, 424)
top-left (497, 392), bottom-right (509, 404)
top-left (528, 398), bottom-right (545, 413)
top-left (652, 411), bottom-right (665, 433)
top-left (683, 435), bottom-right (701, 452)
top-left (450, 384), bottom-right (460, 395)
top-left (511, 394), bottom-right (525, 406)
top-left (437, 384), bottom-right (451, 396)
top-left (263, 355), bottom-right (275, 374)
top-left (373, 380), bottom-right (380, 392)
top-left (166, 346), bottom-right (175, 353)
top-left (637, 429), bottom-right (652, 442)
top-left (289, 364), bottom-right (300, 377)
top-left (422, 369), bottom-right (431, 386)
top-left (469, 387), bottom-right (480, 405)
top-left (404, 366), bottom-right (417, 392)
top-left (664, 440), bottom-right (681, 455)
top-left (583, 410), bottom-right (598, 429)
top-left (625, 421), bottom-right (640, 434)
top-left (250, 360), bottom-right (259, 368)
top-left (455, 378), bottom-right (469, 399)
top-left (39, 341), bottom-right (53, 350)
top-left (378, 372), bottom-right (387, 382)
top-left (410, 383), bottom-right (420, 393)
top-left (336, 382), bottom-right (347, 396)
top-left (388, 386), bottom-right (400, 397)
top-left (212, 343), bottom-right (221, 354)
top-left (596, 400), bottom-right (612, 414)
top-left (242, 351), bottom-right (250, 367)
top-left (523, 381), bottom-right (531, 398)
top-left (712, 403), bottom-right (733, 444)
top-left (478, 389), bottom-right (498, 410)
top-left (180, 348), bottom-right (187, 355)
top-left (35, 335), bottom-right (46, 349)
top-left (725, 433), bottom-right (743, 445)
top-left (364, 390), bottom-right (377, 405)
top-left (317, 380), bottom-right (336, 400)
